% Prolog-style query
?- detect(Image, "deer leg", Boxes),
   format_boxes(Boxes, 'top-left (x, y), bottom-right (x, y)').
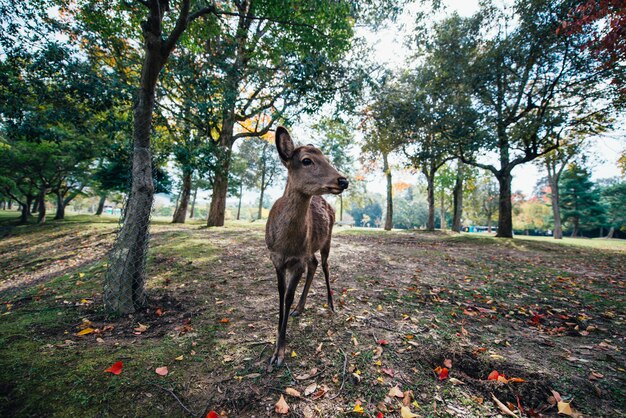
top-left (321, 244), bottom-right (334, 313)
top-left (272, 263), bottom-right (304, 367)
top-left (291, 255), bottom-right (318, 317)
top-left (270, 266), bottom-right (286, 366)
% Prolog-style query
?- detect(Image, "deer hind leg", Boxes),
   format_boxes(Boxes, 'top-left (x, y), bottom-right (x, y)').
top-left (271, 262), bottom-right (304, 367)
top-left (321, 242), bottom-right (334, 313)
top-left (291, 255), bottom-right (318, 317)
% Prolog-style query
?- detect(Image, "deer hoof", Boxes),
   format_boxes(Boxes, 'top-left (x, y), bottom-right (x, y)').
top-left (290, 309), bottom-right (302, 317)
top-left (269, 348), bottom-right (285, 367)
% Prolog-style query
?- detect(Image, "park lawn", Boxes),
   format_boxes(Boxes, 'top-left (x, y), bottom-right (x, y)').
top-left (0, 212), bottom-right (624, 417)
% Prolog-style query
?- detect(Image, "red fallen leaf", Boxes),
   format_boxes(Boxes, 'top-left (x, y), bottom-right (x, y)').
top-left (377, 339), bottom-right (389, 345)
top-left (382, 367), bottom-right (395, 377)
top-left (438, 367), bottom-right (449, 380)
top-left (377, 413), bottom-right (384, 418)
top-left (487, 370), bottom-right (499, 380)
top-left (330, 289), bottom-right (334, 296)
top-left (155, 308), bottom-right (164, 317)
top-left (155, 366), bottom-right (169, 376)
top-left (206, 412), bottom-right (219, 418)
top-left (219, 318), bottom-right (230, 324)
top-left (529, 312), bottom-right (545, 325)
top-left (105, 361), bottom-right (123, 375)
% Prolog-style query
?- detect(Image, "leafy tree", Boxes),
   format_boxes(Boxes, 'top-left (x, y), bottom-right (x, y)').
top-left (599, 179), bottom-right (626, 238)
top-left (513, 198), bottom-right (553, 234)
top-left (559, 164), bottom-right (606, 237)
top-left (465, 172), bottom-right (499, 232)
top-left (433, 162), bottom-right (456, 230)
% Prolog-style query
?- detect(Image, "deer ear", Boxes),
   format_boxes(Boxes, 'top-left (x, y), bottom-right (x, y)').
top-left (275, 126), bottom-right (294, 164)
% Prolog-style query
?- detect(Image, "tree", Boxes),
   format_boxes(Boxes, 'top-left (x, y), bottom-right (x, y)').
top-left (559, 164), bottom-right (606, 237)
top-left (449, 0), bottom-right (616, 238)
top-left (466, 172), bottom-right (499, 232)
top-left (600, 180), bottom-right (626, 238)
top-left (451, 161), bottom-right (467, 232)
top-left (433, 163), bottom-right (456, 230)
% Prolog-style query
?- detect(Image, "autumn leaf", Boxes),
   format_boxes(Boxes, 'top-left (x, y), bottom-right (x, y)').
top-left (353, 400), bottom-right (364, 414)
top-left (104, 361), bottom-right (123, 375)
top-left (175, 355), bottom-right (184, 361)
top-left (304, 382), bottom-right (317, 396)
top-left (377, 413), bottom-right (383, 418)
top-left (388, 385), bottom-right (404, 398)
top-left (206, 411), bottom-right (219, 418)
top-left (77, 327), bottom-right (94, 336)
top-left (275, 395), bottom-right (289, 414)
top-left (449, 377), bottom-right (465, 385)
top-left (155, 308), bottom-right (165, 316)
top-left (134, 323), bottom-right (148, 333)
top-left (508, 377), bottom-right (525, 383)
top-left (557, 401), bottom-right (573, 416)
top-left (400, 406), bottom-right (419, 418)
top-left (285, 387), bottom-right (301, 398)
top-left (487, 370), bottom-right (500, 380)
top-left (291, 350), bottom-right (297, 358)
top-left (443, 358), bottom-right (452, 368)
top-left (377, 339), bottom-right (389, 345)
top-left (438, 367), bottom-right (449, 380)
top-left (219, 318), bottom-right (230, 324)
top-left (381, 367), bottom-right (395, 377)
top-left (155, 366), bottom-right (169, 376)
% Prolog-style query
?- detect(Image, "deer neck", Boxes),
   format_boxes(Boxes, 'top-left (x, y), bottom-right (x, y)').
top-left (280, 184), bottom-right (312, 239)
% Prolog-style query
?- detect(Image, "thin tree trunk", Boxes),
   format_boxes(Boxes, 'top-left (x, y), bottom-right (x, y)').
top-left (452, 162), bottom-right (463, 232)
top-left (426, 172), bottom-right (435, 231)
top-left (189, 183), bottom-right (198, 219)
top-left (440, 192), bottom-right (446, 230)
top-left (606, 226), bottom-right (615, 239)
top-left (19, 196), bottom-right (33, 224)
top-left (383, 152), bottom-right (392, 231)
top-left (37, 187), bottom-right (47, 224)
top-left (172, 171), bottom-right (192, 223)
top-left (236, 182), bottom-right (243, 220)
top-left (571, 218), bottom-right (579, 237)
top-left (487, 216), bottom-right (492, 233)
top-left (32, 197), bottom-right (39, 214)
top-left (0, 200), bottom-right (5, 210)
top-left (95, 193), bottom-right (107, 216)
top-left (8, 200), bottom-right (13, 210)
top-left (496, 171), bottom-right (513, 238)
top-left (547, 174), bottom-right (563, 239)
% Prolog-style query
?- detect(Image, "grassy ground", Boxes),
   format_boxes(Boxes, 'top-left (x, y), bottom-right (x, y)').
top-left (0, 211), bottom-right (624, 417)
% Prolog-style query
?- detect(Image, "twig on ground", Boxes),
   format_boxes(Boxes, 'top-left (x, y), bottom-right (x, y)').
top-left (329, 347), bottom-right (348, 400)
top-left (153, 384), bottom-right (195, 416)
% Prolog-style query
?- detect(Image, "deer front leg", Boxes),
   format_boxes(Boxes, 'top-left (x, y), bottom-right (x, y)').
top-left (291, 256), bottom-right (318, 317)
top-left (271, 263), bottom-right (304, 367)
top-left (321, 246), bottom-right (334, 313)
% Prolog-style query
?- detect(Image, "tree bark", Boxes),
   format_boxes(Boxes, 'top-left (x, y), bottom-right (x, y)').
top-left (495, 171), bottom-right (513, 238)
top-left (606, 226), bottom-right (614, 239)
top-left (207, 142), bottom-right (233, 227)
top-left (383, 152), bottom-right (392, 231)
top-left (440, 192), bottom-right (446, 230)
top-left (236, 182), bottom-right (243, 220)
top-left (172, 170), bottom-right (192, 223)
top-left (54, 192), bottom-right (65, 220)
top-left (189, 183), bottom-right (198, 219)
top-left (452, 162), bottom-right (463, 232)
top-left (37, 187), bottom-right (47, 224)
top-left (8, 200), bottom-right (13, 210)
top-left (546, 167), bottom-right (563, 239)
top-left (425, 172), bottom-right (435, 231)
top-left (32, 197), bottom-right (39, 214)
top-left (95, 193), bottom-right (107, 216)
top-left (19, 196), bottom-right (33, 224)
top-left (571, 217), bottom-right (579, 237)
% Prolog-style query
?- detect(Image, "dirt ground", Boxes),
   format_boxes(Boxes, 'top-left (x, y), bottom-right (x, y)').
top-left (1, 217), bottom-right (625, 417)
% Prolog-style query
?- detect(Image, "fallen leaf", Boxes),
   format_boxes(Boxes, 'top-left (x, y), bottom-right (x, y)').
top-left (304, 382), bottom-right (317, 396)
top-left (377, 413), bottom-right (384, 418)
top-left (353, 400), bottom-right (364, 413)
top-left (443, 359), bottom-right (452, 368)
top-left (497, 375), bottom-right (509, 383)
top-left (381, 367), bottom-right (395, 377)
top-left (104, 361), bottom-right (123, 375)
top-left (219, 318), bottom-right (229, 323)
top-left (285, 387), bottom-right (301, 398)
top-left (155, 308), bottom-right (164, 316)
top-left (449, 377), bottom-right (465, 385)
top-left (175, 355), bottom-right (184, 361)
top-left (508, 377), bottom-right (525, 383)
top-left (488, 370), bottom-right (499, 380)
top-left (438, 367), bottom-right (449, 380)
top-left (291, 350), bottom-right (297, 358)
top-left (377, 304), bottom-right (383, 312)
top-left (557, 401), bottom-right (572, 416)
top-left (588, 371), bottom-right (604, 381)
top-left (377, 339), bottom-right (389, 345)
top-left (206, 412), bottom-right (219, 418)
top-left (155, 366), bottom-right (169, 376)
top-left (491, 393), bottom-right (519, 417)
top-left (400, 406), bottom-right (419, 418)
top-left (311, 385), bottom-right (328, 400)
top-left (388, 385), bottom-right (404, 398)
top-left (77, 327), bottom-right (95, 336)
top-left (134, 323), bottom-right (148, 333)
top-left (275, 395), bottom-right (289, 414)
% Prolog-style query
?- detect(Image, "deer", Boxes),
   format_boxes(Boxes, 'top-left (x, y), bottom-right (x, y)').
top-left (265, 126), bottom-right (349, 367)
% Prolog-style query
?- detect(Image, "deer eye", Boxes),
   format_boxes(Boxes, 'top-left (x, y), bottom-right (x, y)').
top-left (301, 158), bottom-right (313, 166)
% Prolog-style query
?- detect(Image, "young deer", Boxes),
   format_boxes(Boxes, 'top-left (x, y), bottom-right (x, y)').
top-left (266, 126), bottom-right (349, 367)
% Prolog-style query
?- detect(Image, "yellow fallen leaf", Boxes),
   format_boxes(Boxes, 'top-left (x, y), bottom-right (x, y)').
top-left (412, 400), bottom-right (420, 409)
top-left (377, 304), bottom-right (383, 311)
top-left (77, 327), bottom-right (94, 336)
top-left (175, 355), bottom-right (184, 361)
top-left (388, 385), bottom-right (404, 398)
top-left (79, 273), bottom-right (85, 278)
top-left (400, 406), bottom-right (419, 418)
top-left (134, 323), bottom-right (148, 333)
top-left (557, 401), bottom-right (573, 416)
top-left (449, 377), bottom-right (465, 385)
top-left (377, 376), bottom-right (384, 383)
top-left (353, 401), bottom-right (364, 414)
top-left (285, 387), bottom-right (301, 398)
top-left (291, 350), bottom-right (297, 358)
top-left (275, 395), bottom-right (289, 414)
top-left (491, 393), bottom-right (519, 418)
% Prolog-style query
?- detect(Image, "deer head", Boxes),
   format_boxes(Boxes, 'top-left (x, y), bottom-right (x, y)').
top-left (275, 126), bottom-right (349, 196)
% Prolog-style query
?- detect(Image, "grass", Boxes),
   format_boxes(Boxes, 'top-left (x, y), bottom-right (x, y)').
top-left (1, 211), bottom-right (625, 417)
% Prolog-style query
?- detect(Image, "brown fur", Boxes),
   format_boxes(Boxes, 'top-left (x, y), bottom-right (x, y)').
top-left (266, 127), bottom-right (347, 367)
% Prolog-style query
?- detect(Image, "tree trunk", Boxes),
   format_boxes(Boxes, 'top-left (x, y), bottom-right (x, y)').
top-left (495, 172), bottom-right (513, 238)
top-left (547, 176), bottom-right (563, 239)
top-left (487, 216), bottom-right (492, 233)
top-left (207, 141), bottom-right (233, 227)
top-left (440, 192), bottom-right (446, 230)
top-left (19, 196), bottom-right (33, 224)
top-left (104, 48), bottom-right (163, 314)
top-left (95, 193), bottom-right (107, 216)
top-left (189, 183), bottom-right (198, 219)
top-left (32, 197), bottom-right (39, 214)
top-left (452, 163), bottom-right (463, 232)
top-left (571, 218), bottom-right (579, 237)
top-left (37, 188), bottom-right (47, 224)
top-left (0, 200), bottom-right (5, 210)
top-left (172, 171), bottom-right (192, 223)
top-left (426, 173), bottom-right (435, 231)
top-left (383, 153), bottom-right (392, 231)
top-left (54, 192), bottom-right (66, 220)
top-left (236, 182), bottom-right (243, 220)
top-left (8, 199), bottom-right (13, 210)
top-left (606, 226), bottom-right (615, 239)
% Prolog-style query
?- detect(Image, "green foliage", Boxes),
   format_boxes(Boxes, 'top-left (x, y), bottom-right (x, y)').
top-left (600, 180), bottom-right (626, 232)
top-left (559, 164), bottom-right (606, 235)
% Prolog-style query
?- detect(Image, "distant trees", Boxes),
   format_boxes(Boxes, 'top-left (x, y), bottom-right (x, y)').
top-left (559, 164), bottom-right (606, 237)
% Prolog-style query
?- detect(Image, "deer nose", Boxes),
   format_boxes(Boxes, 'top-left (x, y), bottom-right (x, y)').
top-left (338, 177), bottom-right (349, 190)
